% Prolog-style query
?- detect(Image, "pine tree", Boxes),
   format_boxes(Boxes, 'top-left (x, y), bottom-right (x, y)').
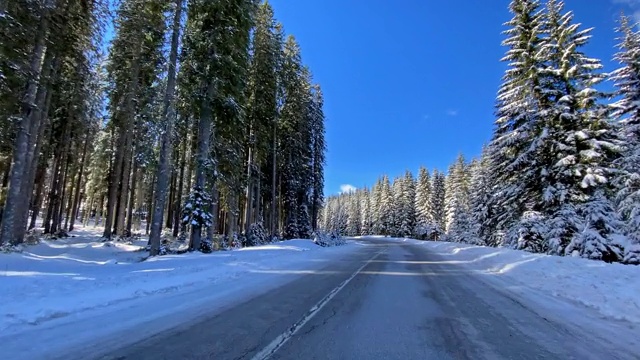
top-left (485, 0), bottom-right (547, 243)
top-left (399, 170), bottom-right (416, 237)
top-left (414, 166), bottom-right (433, 238)
top-left (430, 170), bottom-right (446, 237)
top-left (378, 175), bottom-right (393, 236)
top-left (540, 0), bottom-right (623, 260)
top-left (611, 14), bottom-right (640, 264)
top-left (360, 187), bottom-right (372, 235)
top-left (469, 147), bottom-right (492, 245)
top-left (149, 0), bottom-right (184, 256)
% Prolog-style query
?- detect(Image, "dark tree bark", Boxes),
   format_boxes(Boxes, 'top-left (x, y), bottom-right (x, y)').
top-left (189, 82), bottom-right (215, 251)
top-left (125, 160), bottom-right (139, 235)
top-left (149, 0), bottom-right (183, 255)
top-left (172, 137), bottom-right (186, 237)
top-left (0, 2), bottom-right (53, 245)
top-left (69, 131), bottom-right (89, 232)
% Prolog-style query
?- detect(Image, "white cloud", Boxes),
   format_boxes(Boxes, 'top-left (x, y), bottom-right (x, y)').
top-left (339, 184), bottom-right (356, 194)
top-left (613, 0), bottom-right (640, 23)
top-left (446, 109), bottom-right (459, 116)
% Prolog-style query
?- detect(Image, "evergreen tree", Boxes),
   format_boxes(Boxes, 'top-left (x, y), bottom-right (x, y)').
top-left (469, 147), bottom-right (492, 245)
top-left (414, 166), bottom-right (433, 237)
top-left (360, 187), bottom-right (372, 235)
top-left (430, 169), bottom-right (446, 237)
top-left (540, 0), bottom-right (623, 260)
top-left (485, 0), bottom-right (547, 243)
top-left (611, 14), bottom-right (640, 264)
top-left (399, 170), bottom-right (416, 237)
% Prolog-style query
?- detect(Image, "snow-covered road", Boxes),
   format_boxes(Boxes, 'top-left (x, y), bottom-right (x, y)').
top-left (96, 238), bottom-right (639, 360)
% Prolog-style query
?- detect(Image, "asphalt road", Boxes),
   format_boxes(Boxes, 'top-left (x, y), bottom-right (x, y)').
top-left (96, 238), bottom-right (638, 360)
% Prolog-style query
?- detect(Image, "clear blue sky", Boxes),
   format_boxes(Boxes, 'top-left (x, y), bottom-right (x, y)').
top-left (269, 0), bottom-right (640, 195)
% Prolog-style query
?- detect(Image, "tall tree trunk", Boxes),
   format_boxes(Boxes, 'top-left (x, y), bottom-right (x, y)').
top-left (270, 122), bottom-right (277, 237)
top-left (63, 166), bottom-right (77, 231)
top-left (166, 169), bottom-right (176, 229)
top-left (103, 44), bottom-right (141, 239)
top-left (173, 137), bottom-right (186, 237)
top-left (243, 134), bottom-right (254, 234)
top-left (69, 131), bottom-right (89, 232)
top-left (0, 3), bottom-right (52, 245)
top-left (43, 156), bottom-right (60, 234)
top-left (146, 171), bottom-right (155, 236)
top-left (125, 160), bottom-right (139, 235)
top-left (26, 68), bottom-right (55, 231)
top-left (29, 160), bottom-right (48, 230)
top-left (104, 130), bottom-right (125, 238)
top-left (149, 0), bottom-right (183, 255)
top-left (13, 52), bottom-right (55, 240)
top-left (189, 82), bottom-right (215, 251)
top-left (116, 134), bottom-right (133, 236)
top-left (53, 140), bottom-right (71, 233)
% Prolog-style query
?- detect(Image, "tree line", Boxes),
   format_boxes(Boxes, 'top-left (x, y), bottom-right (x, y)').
top-left (0, 0), bottom-right (326, 255)
top-left (323, 0), bottom-right (640, 265)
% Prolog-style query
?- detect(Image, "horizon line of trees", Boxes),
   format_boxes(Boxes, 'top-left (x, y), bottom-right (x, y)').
top-left (0, 0), bottom-right (326, 255)
top-left (323, 0), bottom-right (640, 265)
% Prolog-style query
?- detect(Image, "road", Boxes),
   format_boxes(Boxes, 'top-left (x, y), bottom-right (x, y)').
top-left (93, 238), bottom-right (637, 360)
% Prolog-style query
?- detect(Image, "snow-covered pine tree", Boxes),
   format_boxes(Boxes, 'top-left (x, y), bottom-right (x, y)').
top-left (484, 0), bottom-right (547, 245)
top-left (360, 187), bottom-right (372, 235)
top-left (370, 178), bottom-right (383, 235)
top-left (444, 154), bottom-right (468, 233)
top-left (390, 175), bottom-right (403, 237)
top-left (540, 0), bottom-right (623, 260)
top-left (611, 14), bottom-right (640, 264)
top-left (399, 170), bottom-right (416, 237)
top-left (414, 166), bottom-right (433, 239)
top-left (445, 155), bottom-right (475, 243)
top-left (346, 191), bottom-right (361, 236)
top-left (430, 170), bottom-right (446, 238)
top-left (379, 175), bottom-right (393, 236)
top-left (469, 147), bottom-right (492, 245)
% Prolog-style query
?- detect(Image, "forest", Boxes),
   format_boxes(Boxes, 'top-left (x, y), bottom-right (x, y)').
top-left (322, 0), bottom-right (640, 265)
top-left (0, 0), bottom-right (326, 255)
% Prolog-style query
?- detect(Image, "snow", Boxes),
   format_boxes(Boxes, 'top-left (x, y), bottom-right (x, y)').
top-left (384, 237), bottom-right (640, 324)
top-left (0, 227), bottom-right (359, 359)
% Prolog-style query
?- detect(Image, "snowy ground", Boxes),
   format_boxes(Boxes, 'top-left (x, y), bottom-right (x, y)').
top-left (386, 237), bottom-right (640, 325)
top-left (0, 227), bottom-right (360, 340)
top-left (2, 231), bottom-right (639, 358)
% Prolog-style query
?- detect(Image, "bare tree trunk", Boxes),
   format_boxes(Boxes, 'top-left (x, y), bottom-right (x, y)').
top-left (149, 0), bottom-right (183, 255)
top-left (69, 131), bottom-right (89, 232)
top-left (125, 160), bottom-right (138, 235)
top-left (104, 131), bottom-right (125, 238)
top-left (54, 141), bottom-right (71, 233)
top-left (227, 193), bottom-right (239, 242)
top-left (270, 122), bottom-right (277, 237)
top-left (104, 45), bottom-right (141, 239)
top-left (166, 169), bottom-right (175, 229)
top-left (116, 133), bottom-right (133, 236)
top-left (172, 137), bottom-right (186, 237)
top-left (189, 82), bottom-right (215, 251)
top-left (13, 53), bottom-right (55, 240)
top-left (63, 167), bottom-right (76, 231)
top-left (243, 133), bottom-right (254, 234)
top-left (146, 172), bottom-right (155, 236)
top-left (29, 161), bottom-right (47, 230)
top-left (0, 2), bottom-right (52, 245)
top-left (43, 156), bottom-right (60, 234)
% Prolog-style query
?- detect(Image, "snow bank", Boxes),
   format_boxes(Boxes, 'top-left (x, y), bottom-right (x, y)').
top-left (0, 229), bottom-right (358, 335)
top-left (392, 238), bottom-right (640, 324)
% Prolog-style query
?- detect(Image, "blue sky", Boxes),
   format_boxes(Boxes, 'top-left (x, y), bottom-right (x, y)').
top-left (268, 0), bottom-right (640, 195)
